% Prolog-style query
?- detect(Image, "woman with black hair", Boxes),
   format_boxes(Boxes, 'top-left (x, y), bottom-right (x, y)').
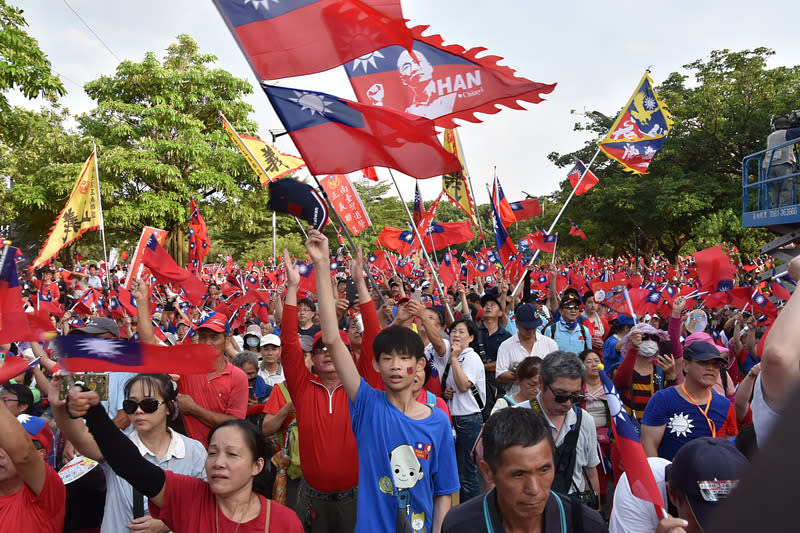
top-left (54, 375), bottom-right (303, 532)
top-left (443, 318), bottom-right (486, 502)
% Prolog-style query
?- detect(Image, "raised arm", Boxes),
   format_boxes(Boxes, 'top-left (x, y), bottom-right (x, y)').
top-left (306, 230), bottom-right (362, 402)
top-left (0, 394), bottom-right (46, 495)
top-left (49, 376), bottom-right (104, 462)
top-left (352, 248), bottom-right (384, 389)
top-left (762, 255), bottom-right (800, 411)
top-left (131, 279), bottom-right (157, 345)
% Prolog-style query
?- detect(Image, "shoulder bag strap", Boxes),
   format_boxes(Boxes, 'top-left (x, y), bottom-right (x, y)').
top-left (132, 487), bottom-right (145, 519)
top-left (553, 407), bottom-right (582, 493)
top-left (264, 498), bottom-right (271, 533)
top-left (440, 361), bottom-right (452, 398)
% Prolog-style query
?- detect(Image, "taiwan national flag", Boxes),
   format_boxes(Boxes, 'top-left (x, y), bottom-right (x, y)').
top-left (490, 191), bottom-right (517, 265)
top-left (296, 261), bottom-right (317, 295)
top-left (368, 250), bottom-right (389, 272)
top-left (212, 0), bottom-right (413, 80)
top-left (772, 278), bottom-right (792, 301)
top-left (377, 227), bottom-right (414, 255)
top-left (263, 84), bottom-right (461, 179)
top-left (422, 221), bottom-right (473, 252)
top-left (492, 176), bottom-right (517, 228)
top-left (599, 370), bottom-right (665, 510)
top-left (530, 231), bottom-right (557, 254)
top-left (567, 158), bottom-right (599, 196)
top-left (510, 198), bottom-right (542, 221)
top-left (54, 335), bottom-right (218, 374)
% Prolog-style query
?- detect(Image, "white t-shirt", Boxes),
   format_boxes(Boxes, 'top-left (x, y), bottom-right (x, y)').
top-left (444, 347), bottom-right (486, 416)
top-left (609, 457), bottom-right (670, 533)
top-left (495, 333), bottom-right (559, 395)
top-left (426, 338), bottom-right (451, 385)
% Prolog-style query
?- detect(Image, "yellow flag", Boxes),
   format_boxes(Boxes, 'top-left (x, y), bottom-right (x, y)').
top-left (221, 115), bottom-right (306, 187)
top-left (442, 129), bottom-right (480, 229)
top-left (33, 151), bottom-right (102, 268)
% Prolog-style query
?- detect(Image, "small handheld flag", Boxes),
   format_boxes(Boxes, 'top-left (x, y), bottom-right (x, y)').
top-left (268, 178), bottom-right (329, 231)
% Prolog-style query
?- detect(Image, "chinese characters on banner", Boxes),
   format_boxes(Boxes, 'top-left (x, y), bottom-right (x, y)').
top-left (318, 174), bottom-right (372, 235)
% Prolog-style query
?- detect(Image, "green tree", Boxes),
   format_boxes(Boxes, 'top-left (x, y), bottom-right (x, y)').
top-left (549, 48), bottom-right (796, 261)
top-left (0, 0), bottom-right (65, 110)
top-left (78, 35), bottom-right (260, 265)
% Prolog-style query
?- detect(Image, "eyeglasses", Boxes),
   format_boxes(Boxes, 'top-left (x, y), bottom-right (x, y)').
top-left (0, 397), bottom-right (19, 404)
top-left (561, 305), bottom-right (580, 310)
top-left (547, 385), bottom-right (584, 404)
top-left (122, 398), bottom-right (165, 414)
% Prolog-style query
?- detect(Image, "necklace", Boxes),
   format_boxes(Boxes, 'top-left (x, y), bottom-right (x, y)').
top-left (216, 493), bottom-right (255, 533)
top-left (681, 384), bottom-right (716, 437)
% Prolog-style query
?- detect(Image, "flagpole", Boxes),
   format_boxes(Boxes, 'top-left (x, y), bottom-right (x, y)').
top-left (454, 129), bottom-right (486, 240)
top-left (219, 112), bottom-right (308, 238)
top-left (387, 170), bottom-right (454, 322)
top-left (272, 211), bottom-right (277, 266)
top-left (309, 175), bottom-right (385, 304)
top-left (92, 142), bottom-right (110, 288)
top-left (511, 147), bottom-right (601, 297)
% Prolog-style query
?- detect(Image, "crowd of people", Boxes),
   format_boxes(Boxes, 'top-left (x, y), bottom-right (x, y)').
top-left (1, 234), bottom-right (799, 533)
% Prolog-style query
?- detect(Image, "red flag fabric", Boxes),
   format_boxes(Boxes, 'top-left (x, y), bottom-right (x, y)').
top-left (125, 227), bottom-right (168, 290)
top-left (0, 356), bottom-right (36, 385)
top-left (376, 227), bottom-right (414, 255)
top-left (142, 236), bottom-right (207, 306)
top-left (567, 158), bottom-right (599, 196)
top-left (529, 231), bottom-right (557, 254)
top-left (213, 0), bottom-right (414, 80)
top-left (422, 222), bottom-right (473, 252)
top-left (295, 262), bottom-right (316, 295)
top-left (318, 174), bottom-right (371, 235)
top-left (772, 279), bottom-right (792, 301)
top-left (263, 84), bottom-right (461, 179)
top-left (344, 26), bottom-right (557, 129)
top-left (54, 335), bottom-right (218, 374)
top-left (693, 245), bottom-right (735, 293)
top-left (368, 250), bottom-right (389, 272)
top-left (509, 198), bottom-right (542, 221)
top-left (361, 167), bottom-right (379, 182)
top-left (492, 176), bottom-right (517, 228)
top-left (188, 198), bottom-right (210, 273)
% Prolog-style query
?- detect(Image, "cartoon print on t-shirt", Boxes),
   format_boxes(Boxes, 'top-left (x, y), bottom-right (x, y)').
top-left (668, 412), bottom-right (695, 437)
top-left (378, 444), bottom-right (426, 533)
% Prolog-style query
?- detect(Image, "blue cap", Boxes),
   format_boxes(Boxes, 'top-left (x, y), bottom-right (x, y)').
top-left (616, 315), bottom-right (635, 326)
top-left (515, 303), bottom-right (543, 329)
top-left (667, 438), bottom-right (747, 531)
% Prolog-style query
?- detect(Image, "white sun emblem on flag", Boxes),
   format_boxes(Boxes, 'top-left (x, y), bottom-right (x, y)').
top-left (243, 0), bottom-right (280, 11)
top-left (643, 95), bottom-right (657, 110)
top-left (289, 91), bottom-right (333, 117)
top-left (78, 338), bottom-right (125, 360)
top-left (352, 51), bottom-right (385, 73)
top-left (668, 412), bottom-right (694, 437)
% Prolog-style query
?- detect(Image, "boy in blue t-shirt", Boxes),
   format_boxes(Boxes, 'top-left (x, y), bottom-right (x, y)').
top-left (305, 229), bottom-right (459, 533)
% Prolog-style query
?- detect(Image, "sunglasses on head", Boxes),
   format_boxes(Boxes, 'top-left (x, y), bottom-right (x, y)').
top-left (122, 398), bottom-right (164, 414)
top-left (548, 384), bottom-right (585, 404)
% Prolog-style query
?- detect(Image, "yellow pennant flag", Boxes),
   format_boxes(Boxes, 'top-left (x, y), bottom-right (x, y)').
top-left (33, 151), bottom-right (102, 268)
top-left (442, 129), bottom-right (480, 229)
top-left (221, 114), bottom-right (305, 187)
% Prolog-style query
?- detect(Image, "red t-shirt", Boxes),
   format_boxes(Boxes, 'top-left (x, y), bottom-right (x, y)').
top-left (149, 470), bottom-right (303, 532)
top-left (178, 361), bottom-right (249, 447)
top-left (0, 464), bottom-right (66, 533)
top-left (282, 304), bottom-right (359, 492)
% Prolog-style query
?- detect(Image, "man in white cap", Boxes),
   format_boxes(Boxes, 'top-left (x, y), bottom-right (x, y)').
top-left (258, 333), bottom-right (284, 387)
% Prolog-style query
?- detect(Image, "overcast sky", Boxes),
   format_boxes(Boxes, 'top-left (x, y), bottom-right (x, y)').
top-left (10, 0), bottom-right (800, 207)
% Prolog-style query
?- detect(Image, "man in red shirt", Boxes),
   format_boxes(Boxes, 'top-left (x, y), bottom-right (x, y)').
top-left (0, 405), bottom-right (65, 533)
top-left (281, 250), bottom-right (359, 533)
top-left (174, 312), bottom-right (249, 447)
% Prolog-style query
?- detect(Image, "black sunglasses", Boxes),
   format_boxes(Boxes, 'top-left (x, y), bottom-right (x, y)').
top-left (561, 304), bottom-right (580, 310)
top-left (122, 398), bottom-right (165, 414)
top-left (548, 385), bottom-right (585, 404)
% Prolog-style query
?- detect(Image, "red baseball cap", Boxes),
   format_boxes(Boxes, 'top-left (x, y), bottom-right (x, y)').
top-left (196, 311), bottom-right (229, 334)
top-left (312, 330), bottom-right (351, 350)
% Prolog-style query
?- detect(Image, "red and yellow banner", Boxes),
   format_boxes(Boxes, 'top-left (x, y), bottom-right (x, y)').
top-left (318, 174), bottom-right (371, 236)
top-left (33, 151), bottom-right (102, 268)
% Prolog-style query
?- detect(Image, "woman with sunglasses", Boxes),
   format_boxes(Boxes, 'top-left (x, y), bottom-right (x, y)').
top-left (53, 375), bottom-right (304, 532)
top-left (51, 373), bottom-right (207, 533)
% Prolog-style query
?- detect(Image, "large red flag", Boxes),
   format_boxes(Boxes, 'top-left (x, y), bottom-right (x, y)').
top-left (213, 0), bottom-right (414, 80)
top-left (142, 236), bottom-right (207, 306)
top-left (376, 227), bottom-right (414, 255)
top-left (263, 84), bottom-right (461, 179)
top-left (567, 158), bottom-right (599, 196)
top-left (692, 245), bottom-right (735, 293)
top-left (344, 26), bottom-right (556, 128)
top-left (422, 222), bottom-right (473, 252)
top-left (510, 198), bottom-right (542, 221)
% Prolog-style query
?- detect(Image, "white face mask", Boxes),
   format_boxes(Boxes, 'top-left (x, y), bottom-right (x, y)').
top-left (639, 340), bottom-right (659, 358)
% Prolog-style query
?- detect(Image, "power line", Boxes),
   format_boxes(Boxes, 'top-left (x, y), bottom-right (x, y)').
top-left (61, 0), bottom-right (121, 63)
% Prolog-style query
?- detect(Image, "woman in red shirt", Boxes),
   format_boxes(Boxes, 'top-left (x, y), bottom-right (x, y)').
top-left (61, 386), bottom-right (303, 533)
